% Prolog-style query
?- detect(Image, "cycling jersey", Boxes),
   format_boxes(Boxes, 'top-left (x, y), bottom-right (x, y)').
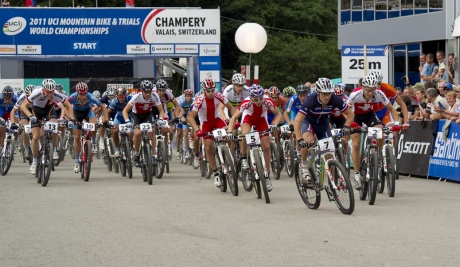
top-left (0, 94), bottom-right (18, 121)
top-left (192, 92), bottom-right (228, 123)
top-left (240, 95), bottom-right (276, 134)
top-left (129, 92), bottom-right (162, 115)
top-left (286, 94), bottom-right (303, 122)
top-left (374, 82), bottom-right (398, 112)
top-left (267, 95), bottom-right (285, 124)
top-left (67, 92), bottom-right (101, 111)
top-left (15, 94), bottom-right (32, 109)
top-left (299, 93), bottom-right (347, 124)
top-left (179, 98), bottom-right (194, 116)
top-left (222, 84), bottom-right (251, 108)
top-left (109, 96), bottom-right (133, 116)
top-left (27, 87), bottom-right (67, 108)
top-left (330, 95), bottom-right (349, 118)
top-left (347, 88), bottom-right (389, 115)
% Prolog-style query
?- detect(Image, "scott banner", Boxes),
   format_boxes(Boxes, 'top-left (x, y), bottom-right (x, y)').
top-left (428, 120), bottom-right (460, 181)
top-left (0, 8), bottom-right (220, 56)
top-left (396, 120), bottom-right (432, 176)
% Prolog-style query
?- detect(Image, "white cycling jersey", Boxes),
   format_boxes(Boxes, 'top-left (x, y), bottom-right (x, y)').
top-left (192, 92), bottom-right (228, 122)
top-left (222, 84), bottom-right (251, 108)
top-left (15, 94), bottom-right (33, 109)
top-left (27, 87), bottom-right (66, 108)
top-left (128, 92), bottom-right (162, 115)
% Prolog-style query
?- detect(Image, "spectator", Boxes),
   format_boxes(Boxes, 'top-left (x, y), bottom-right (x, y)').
top-left (436, 80), bottom-right (453, 97)
top-left (419, 53), bottom-right (428, 84)
top-left (437, 91), bottom-right (459, 120)
top-left (422, 53), bottom-right (438, 84)
top-left (2, 0), bottom-right (9, 7)
top-left (413, 86), bottom-right (428, 120)
top-left (445, 53), bottom-right (455, 82)
top-left (398, 95), bottom-right (416, 122)
top-left (455, 85), bottom-right (460, 104)
top-left (425, 88), bottom-right (448, 155)
top-left (434, 50), bottom-right (445, 83)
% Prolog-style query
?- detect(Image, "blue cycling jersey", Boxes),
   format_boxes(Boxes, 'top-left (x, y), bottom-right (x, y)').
top-left (0, 94), bottom-right (18, 119)
top-left (108, 95), bottom-right (133, 116)
top-left (179, 98), bottom-right (194, 116)
top-left (286, 94), bottom-right (303, 121)
top-left (67, 92), bottom-right (101, 111)
top-left (299, 93), bottom-right (347, 124)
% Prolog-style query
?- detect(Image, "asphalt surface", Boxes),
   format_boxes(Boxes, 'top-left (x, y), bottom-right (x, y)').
top-left (1, 152), bottom-right (460, 267)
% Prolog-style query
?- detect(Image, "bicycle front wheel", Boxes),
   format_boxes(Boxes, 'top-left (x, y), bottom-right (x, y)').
top-left (285, 141), bottom-right (295, 177)
top-left (42, 141), bottom-right (54, 186)
top-left (156, 140), bottom-right (166, 179)
top-left (368, 150), bottom-right (379, 205)
top-left (144, 144), bottom-right (153, 185)
top-left (119, 141), bottom-right (127, 177)
top-left (327, 159), bottom-right (354, 215)
top-left (295, 159), bottom-right (321, 209)
top-left (222, 146), bottom-right (238, 196)
top-left (254, 149), bottom-right (270, 203)
top-left (385, 145), bottom-right (396, 197)
top-left (125, 140), bottom-right (133, 179)
top-left (82, 142), bottom-right (92, 182)
top-left (1, 140), bottom-right (14, 175)
top-left (358, 156), bottom-right (368, 201)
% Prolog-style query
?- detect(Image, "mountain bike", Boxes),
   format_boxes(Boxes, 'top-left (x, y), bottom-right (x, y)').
top-left (103, 121), bottom-right (119, 173)
top-left (34, 120), bottom-right (56, 186)
top-left (379, 127), bottom-right (399, 197)
top-left (77, 122), bottom-right (98, 182)
top-left (279, 124), bottom-right (296, 178)
top-left (294, 137), bottom-right (355, 215)
top-left (118, 123), bottom-right (133, 178)
top-left (331, 128), bottom-right (351, 178)
top-left (138, 122), bottom-right (153, 184)
top-left (0, 122), bottom-right (17, 176)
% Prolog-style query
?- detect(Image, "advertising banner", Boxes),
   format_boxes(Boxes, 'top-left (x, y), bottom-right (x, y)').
top-left (0, 8), bottom-right (220, 56)
top-left (396, 120), bottom-right (432, 176)
top-left (24, 78), bottom-right (70, 94)
top-left (428, 120), bottom-right (460, 181)
top-left (0, 79), bottom-right (23, 94)
top-left (341, 46), bottom-right (389, 84)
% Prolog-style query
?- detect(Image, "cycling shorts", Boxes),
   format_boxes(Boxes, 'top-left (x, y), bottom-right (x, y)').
top-left (330, 116), bottom-right (346, 129)
top-left (200, 118), bottom-right (226, 140)
top-left (31, 104), bottom-right (57, 128)
top-left (301, 119), bottom-right (331, 140)
top-left (375, 108), bottom-right (394, 127)
top-left (354, 111), bottom-right (382, 127)
top-left (242, 115), bottom-right (269, 137)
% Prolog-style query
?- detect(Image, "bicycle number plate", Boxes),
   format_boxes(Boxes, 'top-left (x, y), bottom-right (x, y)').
top-left (318, 137), bottom-right (335, 153)
top-left (44, 122), bottom-right (58, 133)
top-left (119, 124), bottom-right (130, 133)
top-left (245, 132), bottom-right (260, 146)
top-left (82, 122), bottom-right (95, 131)
top-left (212, 129), bottom-right (227, 138)
top-left (24, 124), bottom-right (32, 134)
top-left (280, 125), bottom-right (290, 134)
top-left (331, 128), bottom-right (341, 137)
top-left (140, 123), bottom-right (152, 132)
top-left (367, 127), bottom-right (382, 139)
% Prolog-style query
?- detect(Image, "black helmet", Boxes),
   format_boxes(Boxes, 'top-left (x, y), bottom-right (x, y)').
top-left (139, 80), bottom-right (153, 91)
top-left (155, 79), bottom-right (168, 91)
top-left (2, 86), bottom-right (14, 98)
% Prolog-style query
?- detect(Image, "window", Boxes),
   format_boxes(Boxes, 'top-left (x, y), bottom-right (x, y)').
top-left (388, 0), bottom-right (400, 18)
top-left (352, 0), bottom-right (363, 23)
top-left (394, 45), bottom-right (407, 89)
top-left (414, 0), bottom-right (428, 14)
top-left (363, 0), bottom-right (374, 21)
top-left (341, 0), bottom-right (352, 25)
top-left (429, 0), bottom-right (442, 12)
top-left (408, 43), bottom-right (421, 85)
top-left (376, 0), bottom-right (387, 20)
top-left (401, 0), bottom-right (414, 16)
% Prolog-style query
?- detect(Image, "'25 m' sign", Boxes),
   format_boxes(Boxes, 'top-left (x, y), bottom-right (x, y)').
top-left (341, 46), bottom-right (388, 84)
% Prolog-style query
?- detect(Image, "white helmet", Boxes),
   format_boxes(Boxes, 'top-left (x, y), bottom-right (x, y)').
top-left (232, 73), bottom-right (246, 85)
top-left (362, 74), bottom-right (379, 87)
top-left (42, 78), bottom-right (56, 91)
top-left (315, 78), bottom-right (334, 93)
top-left (369, 70), bottom-right (383, 84)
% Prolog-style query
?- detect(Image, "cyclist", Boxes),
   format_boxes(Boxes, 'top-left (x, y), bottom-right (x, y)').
top-left (20, 79), bottom-right (74, 175)
top-left (10, 85), bottom-right (35, 159)
top-left (56, 84), bottom-right (68, 97)
top-left (187, 89), bottom-right (205, 169)
top-left (0, 86), bottom-right (18, 155)
top-left (108, 86), bottom-right (133, 157)
top-left (122, 80), bottom-right (165, 167)
top-left (187, 78), bottom-right (236, 187)
top-left (92, 90), bottom-right (101, 100)
top-left (227, 84), bottom-right (283, 191)
top-left (329, 83), bottom-right (348, 129)
top-left (266, 86), bottom-right (286, 147)
top-left (67, 82), bottom-right (105, 173)
top-left (283, 85), bottom-right (309, 157)
top-left (98, 87), bottom-right (117, 151)
top-left (293, 78), bottom-right (355, 186)
top-left (176, 89), bottom-right (194, 160)
top-left (282, 86), bottom-right (297, 105)
top-left (348, 74), bottom-right (400, 189)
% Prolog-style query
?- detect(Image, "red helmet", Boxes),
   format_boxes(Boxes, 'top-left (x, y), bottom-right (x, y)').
top-left (75, 82), bottom-right (88, 94)
top-left (201, 78), bottom-right (216, 90)
top-left (184, 89), bottom-right (193, 96)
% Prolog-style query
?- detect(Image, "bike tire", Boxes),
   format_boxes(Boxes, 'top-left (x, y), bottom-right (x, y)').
top-left (327, 159), bottom-right (355, 215)
top-left (42, 141), bottom-right (53, 186)
top-left (270, 141), bottom-right (281, 180)
top-left (125, 140), bottom-right (133, 179)
top-left (120, 141), bottom-right (127, 177)
top-left (285, 141), bottom-right (295, 177)
top-left (156, 140), bottom-right (166, 179)
top-left (377, 154), bottom-right (385, 194)
top-left (385, 145), bottom-right (396, 197)
top-left (83, 142), bottom-right (92, 182)
top-left (221, 146), bottom-right (238, 196)
top-left (368, 150), bottom-right (379, 205)
top-left (54, 136), bottom-right (62, 167)
top-left (145, 144), bottom-right (153, 185)
top-left (358, 156), bottom-right (369, 201)
top-left (278, 142), bottom-right (285, 171)
top-left (1, 140), bottom-right (14, 175)
top-left (105, 139), bottom-right (112, 171)
top-left (35, 151), bottom-right (41, 183)
top-left (96, 132), bottom-right (101, 159)
top-left (254, 150), bottom-right (269, 203)
top-left (295, 159), bottom-right (321, 209)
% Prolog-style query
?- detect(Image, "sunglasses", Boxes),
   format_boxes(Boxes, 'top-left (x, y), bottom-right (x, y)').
top-left (205, 89), bottom-right (215, 93)
top-left (252, 97), bottom-right (263, 102)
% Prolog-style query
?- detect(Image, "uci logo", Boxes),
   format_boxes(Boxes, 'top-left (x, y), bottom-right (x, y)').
top-left (3, 17), bottom-right (27, 36)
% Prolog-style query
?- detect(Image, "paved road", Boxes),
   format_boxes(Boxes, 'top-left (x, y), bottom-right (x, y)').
top-left (1, 154), bottom-right (459, 267)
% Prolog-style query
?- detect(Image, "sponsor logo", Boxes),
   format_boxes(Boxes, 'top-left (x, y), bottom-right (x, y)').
top-left (175, 44), bottom-right (198, 54)
top-left (343, 47), bottom-right (351, 54)
top-left (3, 17), bottom-right (27, 36)
top-left (73, 42), bottom-right (98, 49)
top-left (432, 132), bottom-right (460, 160)
top-left (0, 45), bottom-right (16, 54)
top-left (151, 44), bottom-right (174, 54)
top-left (199, 45), bottom-right (219, 56)
top-left (397, 134), bottom-right (430, 159)
top-left (17, 45), bottom-right (42, 55)
top-left (127, 45), bottom-right (149, 54)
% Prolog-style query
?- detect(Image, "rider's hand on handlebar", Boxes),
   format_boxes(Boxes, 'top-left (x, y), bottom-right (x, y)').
top-left (29, 116), bottom-right (37, 123)
top-left (196, 130), bottom-right (205, 137)
top-left (298, 138), bottom-right (309, 148)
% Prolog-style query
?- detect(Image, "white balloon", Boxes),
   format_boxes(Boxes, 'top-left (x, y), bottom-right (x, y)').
top-left (234, 23), bottom-right (267, 53)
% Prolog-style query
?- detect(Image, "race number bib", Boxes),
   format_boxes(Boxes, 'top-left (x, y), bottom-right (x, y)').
top-left (44, 122), bottom-right (58, 133)
top-left (212, 129), bottom-right (227, 139)
top-left (245, 132), bottom-right (260, 146)
top-left (331, 128), bottom-right (341, 137)
top-left (140, 123), bottom-right (152, 132)
top-left (24, 124), bottom-right (32, 134)
top-left (367, 127), bottom-right (382, 139)
top-left (82, 122), bottom-right (95, 131)
top-left (318, 137), bottom-right (335, 152)
top-left (280, 125), bottom-right (291, 134)
top-left (119, 124), bottom-right (130, 133)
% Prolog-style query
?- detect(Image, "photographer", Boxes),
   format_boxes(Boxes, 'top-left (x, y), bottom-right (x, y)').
top-left (425, 88), bottom-right (449, 155)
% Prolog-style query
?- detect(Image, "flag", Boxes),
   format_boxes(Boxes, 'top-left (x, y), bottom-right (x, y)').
top-left (24, 0), bottom-right (35, 7)
top-left (126, 0), bottom-right (134, 8)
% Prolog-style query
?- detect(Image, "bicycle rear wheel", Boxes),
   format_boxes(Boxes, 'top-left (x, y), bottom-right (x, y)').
top-left (82, 142), bottom-right (92, 182)
top-left (368, 150), bottom-right (378, 205)
top-left (358, 157), bottom-right (368, 201)
top-left (145, 144), bottom-right (153, 185)
top-left (295, 159), bottom-right (321, 209)
top-left (42, 141), bottom-right (54, 186)
top-left (222, 146), bottom-right (238, 196)
top-left (254, 149), bottom-right (269, 203)
top-left (327, 159), bottom-right (354, 215)
top-left (125, 140), bottom-right (133, 179)
top-left (385, 145), bottom-right (396, 197)
top-left (270, 141), bottom-right (281, 180)
top-left (54, 136), bottom-right (62, 166)
top-left (285, 141), bottom-right (295, 177)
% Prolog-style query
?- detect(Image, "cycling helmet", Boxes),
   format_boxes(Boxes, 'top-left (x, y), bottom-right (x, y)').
top-left (315, 78), bottom-right (334, 93)
top-left (201, 78), bottom-right (216, 90)
top-left (232, 73), bottom-right (246, 85)
top-left (116, 86), bottom-right (127, 97)
top-left (92, 90), bottom-right (101, 98)
top-left (155, 79), bottom-right (169, 91)
top-left (295, 84), bottom-right (308, 95)
top-left (56, 84), bottom-right (63, 91)
top-left (75, 82), bottom-right (89, 94)
top-left (268, 86), bottom-right (280, 98)
top-left (334, 84), bottom-right (345, 96)
top-left (25, 84), bottom-right (35, 96)
top-left (283, 86), bottom-right (296, 97)
top-left (184, 89), bottom-right (193, 96)
top-left (310, 85), bottom-right (317, 94)
top-left (17, 87), bottom-right (24, 95)
top-left (2, 86), bottom-right (14, 98)
top-left (42, 78), bottom-right (56, 91)
top-left (369, 70), bottom-right (383, 84)
top-left (362, 74), bottom-right (379, 87)
top-left (250, 84), bottom-right (265, 98)
top-left (140, 80), bottom-right (153, 91)
top-left (106, 87), bottom-right (116, 96)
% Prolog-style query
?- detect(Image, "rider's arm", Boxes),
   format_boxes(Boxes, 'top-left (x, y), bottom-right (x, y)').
top-left (10, 106), bottom-right (19, 124)
top-left (103, 103), bottom-right (111, 120)
top-left (385, 102), bottom-right (400, 124)
top-left (20, 100), bottom-right (33, 118)
top-left (342, 106), bottom-right (355, 126)
top-left (271, 106), bottom-right (283, 125)
top-left (293, 112), bottom-right (306, 138)
top-left (218, 103), bottom-right (229, 121)
top-left (62, 100), bottom-right (75, 120)
top-left (56, 102), bottom-right (66, 119)
top-left (122, 103), bottom-right (133, 122)
top-left (187, 110), bottom-right (200, 131)
top-left (172, 99), bottom-right (184, 118)
top-left (227, 109), bottom-right (242, 132)
top-left (284, 111), bottom-right (292, 125)
top-left (394, 95), bottom-right (409, 123)
top-left (224, 102), bottom-right (236, 117)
